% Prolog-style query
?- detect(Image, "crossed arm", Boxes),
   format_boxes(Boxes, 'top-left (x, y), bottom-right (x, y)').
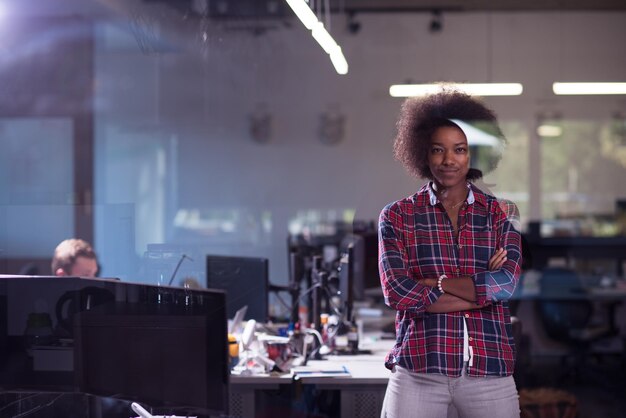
top-left (419, 248), bottom-right (508, 313)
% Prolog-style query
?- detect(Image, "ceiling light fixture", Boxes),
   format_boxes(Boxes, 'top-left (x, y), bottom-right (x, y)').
top-left (389, 83), bottom-right (523, 97)
top-left (285, 0), bottom-right (348, 75)
top-left (285, 0), bottom-right (317, 29)
top-left (537, 124), bottom-right (563, 138)
top-left (553, 82), bottom-right (626, 95)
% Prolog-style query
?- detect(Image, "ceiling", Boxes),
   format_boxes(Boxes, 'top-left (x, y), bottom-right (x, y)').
top-left (140, 0), bottom-right (626, 20)
top-left (341, 0), bottom-right (626, 13)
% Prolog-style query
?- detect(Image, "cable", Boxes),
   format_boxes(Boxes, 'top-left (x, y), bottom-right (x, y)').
top-left (9, 393), bottom-right (66, 418)
top-left (168, 254), bottom-right (193, 286)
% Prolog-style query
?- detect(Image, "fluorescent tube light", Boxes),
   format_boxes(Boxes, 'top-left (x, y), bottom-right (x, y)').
top-left (330, 48), bottom-right (348, 75)
top-left (285, 0), bottom-right (318, 30)
top-left (311, 22), bottom-right (339, 55)
top-left (389, 83), bottom-right (523, 97)
top-left (284, 0), bottom-right (348, 75)
top-left (553, 82), bottom-right (626, 95)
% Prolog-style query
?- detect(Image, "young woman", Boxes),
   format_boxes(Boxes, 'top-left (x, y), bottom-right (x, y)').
top-left (379, 90), bottom-right (522, 418)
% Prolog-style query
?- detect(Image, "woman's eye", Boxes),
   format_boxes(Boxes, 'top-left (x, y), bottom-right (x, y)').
top-left (456, 147), bottom-right (467, 153)
top-left (431, 148), bottom-right (443, 153)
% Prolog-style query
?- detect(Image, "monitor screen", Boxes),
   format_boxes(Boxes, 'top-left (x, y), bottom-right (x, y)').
top-left (206, 255), bottom-right (269, 322)
top-left (0, 276), bottom-right (229, 417)
top-left (75, 292), bottom-right (229, 416)
top-left (340, 232), bottom-right (380, 300)
top-left (337, 246), bottom-right (354, 322)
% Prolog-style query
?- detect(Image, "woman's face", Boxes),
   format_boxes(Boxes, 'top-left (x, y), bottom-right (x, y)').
top-left (428, 125), bottom-right (470, 189)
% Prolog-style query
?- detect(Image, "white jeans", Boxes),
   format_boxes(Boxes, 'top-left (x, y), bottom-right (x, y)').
top-left (380, 365), bottom-right (520, 418)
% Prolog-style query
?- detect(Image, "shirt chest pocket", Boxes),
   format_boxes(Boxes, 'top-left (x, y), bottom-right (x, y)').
top-left (463, 223), bottom-right (498, 268)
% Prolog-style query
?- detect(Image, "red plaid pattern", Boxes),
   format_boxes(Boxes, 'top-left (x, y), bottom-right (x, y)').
top-left (378, 182), bottom-right (522, 377)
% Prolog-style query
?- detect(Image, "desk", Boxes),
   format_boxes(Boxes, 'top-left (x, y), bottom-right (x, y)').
top-left (523, 235), bottom-right (626, 276)
top-left (230, 338), bottom-right (393, 418)
top-left (512, 275), bottom-right (626, 342)
top-left (511, 279), bottom-right (626, 360)
top-left (513, 282), bottom-right (626, 301)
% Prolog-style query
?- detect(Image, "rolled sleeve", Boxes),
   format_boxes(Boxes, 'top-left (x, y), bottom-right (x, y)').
top-left (473, 204), bottom-right (522, 305)
top-left (378, 203), bottom-right (440, 316)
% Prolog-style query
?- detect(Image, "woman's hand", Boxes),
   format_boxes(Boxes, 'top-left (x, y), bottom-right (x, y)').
top-left (489, 248), bottom-right (508, 271)
top-left (417, 278), bottom-right (437, 288)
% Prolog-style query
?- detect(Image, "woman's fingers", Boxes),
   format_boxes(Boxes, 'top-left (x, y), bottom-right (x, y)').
top-left (489, 248), bottom-right (507, 270)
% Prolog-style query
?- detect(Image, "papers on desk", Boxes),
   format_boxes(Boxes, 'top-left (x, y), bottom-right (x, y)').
top-left (292, 365), bottom-right (351, 378)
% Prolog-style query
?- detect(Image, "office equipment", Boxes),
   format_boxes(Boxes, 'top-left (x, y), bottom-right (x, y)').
top-left (131, 402), bottom-right (197, 418)
top-left (232, 319), bottom-right (282, 375)
top-left (524, 228), bottom-right (626, 276)
top-left (340, 231), bottom-right (379, 301)
top-left (132, 402), bottom-right (155, 418)
top-left (167, 254), bottom-right (194, 286)
top-left (206, 255), bottom-right (269, 322)
top-left (55, 285), bottom-right (115, 337)
top-left (335, 246), bottom-right (361, 354)
top-left (229, 305), bottom-right (248, 335)
top-left (142, 244), bottom-right (204, 288)
top-left (536, 268), bottom-right (619, 381)
top-left (267, 280), bottom-right (300, 324)
top-left (230, 336), bottom-right (393, 418)
top-left (267, 250), bottom-right (302, 325)
top-left (310, 255), bottom-right (328, 337)
top-left (0, 275), bottom-right (229, 417)
top-left (241, 319), bottom-right (257, 350)
top-left (292, 364), bottom-right (351, 378)
top-left (337, 245), bottom-right (355, 323)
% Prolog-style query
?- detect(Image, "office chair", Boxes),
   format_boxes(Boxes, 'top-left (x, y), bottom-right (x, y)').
top-left (537, 267), bottom-right (618, 383)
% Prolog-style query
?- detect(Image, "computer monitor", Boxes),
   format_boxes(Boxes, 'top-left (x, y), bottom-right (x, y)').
top-left (337, 245), bottom-right (355, 322)
top-left (74, 285), bottom-right (229, 416)
top-left (340, 231), bottom-right (379, 301)
top-left (206, 255), bottom-right (269, 322)
top-left (0, 276), bottom-right (229, 417)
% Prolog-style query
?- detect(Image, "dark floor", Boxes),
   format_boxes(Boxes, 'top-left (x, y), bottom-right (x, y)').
top-left (516, 354), bottom-right (626, 418)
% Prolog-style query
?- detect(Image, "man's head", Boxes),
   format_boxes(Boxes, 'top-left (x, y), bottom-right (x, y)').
top-left (52, 238), bottom-right (98, 278)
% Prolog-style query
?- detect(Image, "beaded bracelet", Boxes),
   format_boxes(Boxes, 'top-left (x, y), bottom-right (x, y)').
top-left (437, 274), bottom-right (447, 293)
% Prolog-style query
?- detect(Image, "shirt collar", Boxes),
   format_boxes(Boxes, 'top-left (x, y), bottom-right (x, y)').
top-left (426, 181), bottom-right (477, 207)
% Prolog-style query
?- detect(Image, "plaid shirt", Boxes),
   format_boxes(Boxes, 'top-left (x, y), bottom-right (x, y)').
top-left (378, 182), bottom-right (522, 377)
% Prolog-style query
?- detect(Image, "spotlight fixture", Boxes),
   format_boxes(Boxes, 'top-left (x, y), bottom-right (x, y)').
top-left (347, 12), bottom-right (361, 35)
top-left (429, 10), bottom-right (443, 33)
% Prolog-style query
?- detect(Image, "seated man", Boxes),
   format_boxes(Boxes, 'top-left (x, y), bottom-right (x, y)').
top-left (51, 238), bottom-right (98, 278)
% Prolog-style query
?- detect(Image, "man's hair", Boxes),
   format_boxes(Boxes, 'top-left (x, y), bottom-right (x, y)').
top-left (51, 238), bottom-right (97, 275)
top-left (393, 88), bottom-right (505, 180)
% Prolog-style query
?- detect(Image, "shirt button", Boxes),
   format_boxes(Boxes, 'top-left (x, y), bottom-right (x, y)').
top-left (465, 314), bottom-right (470, 318)
top-left (469, 337), bottom-right (473, 342)
top-left (458, 244), bottom-right (463, 249)
top-left (456, 268), bottom-right (460, 273)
